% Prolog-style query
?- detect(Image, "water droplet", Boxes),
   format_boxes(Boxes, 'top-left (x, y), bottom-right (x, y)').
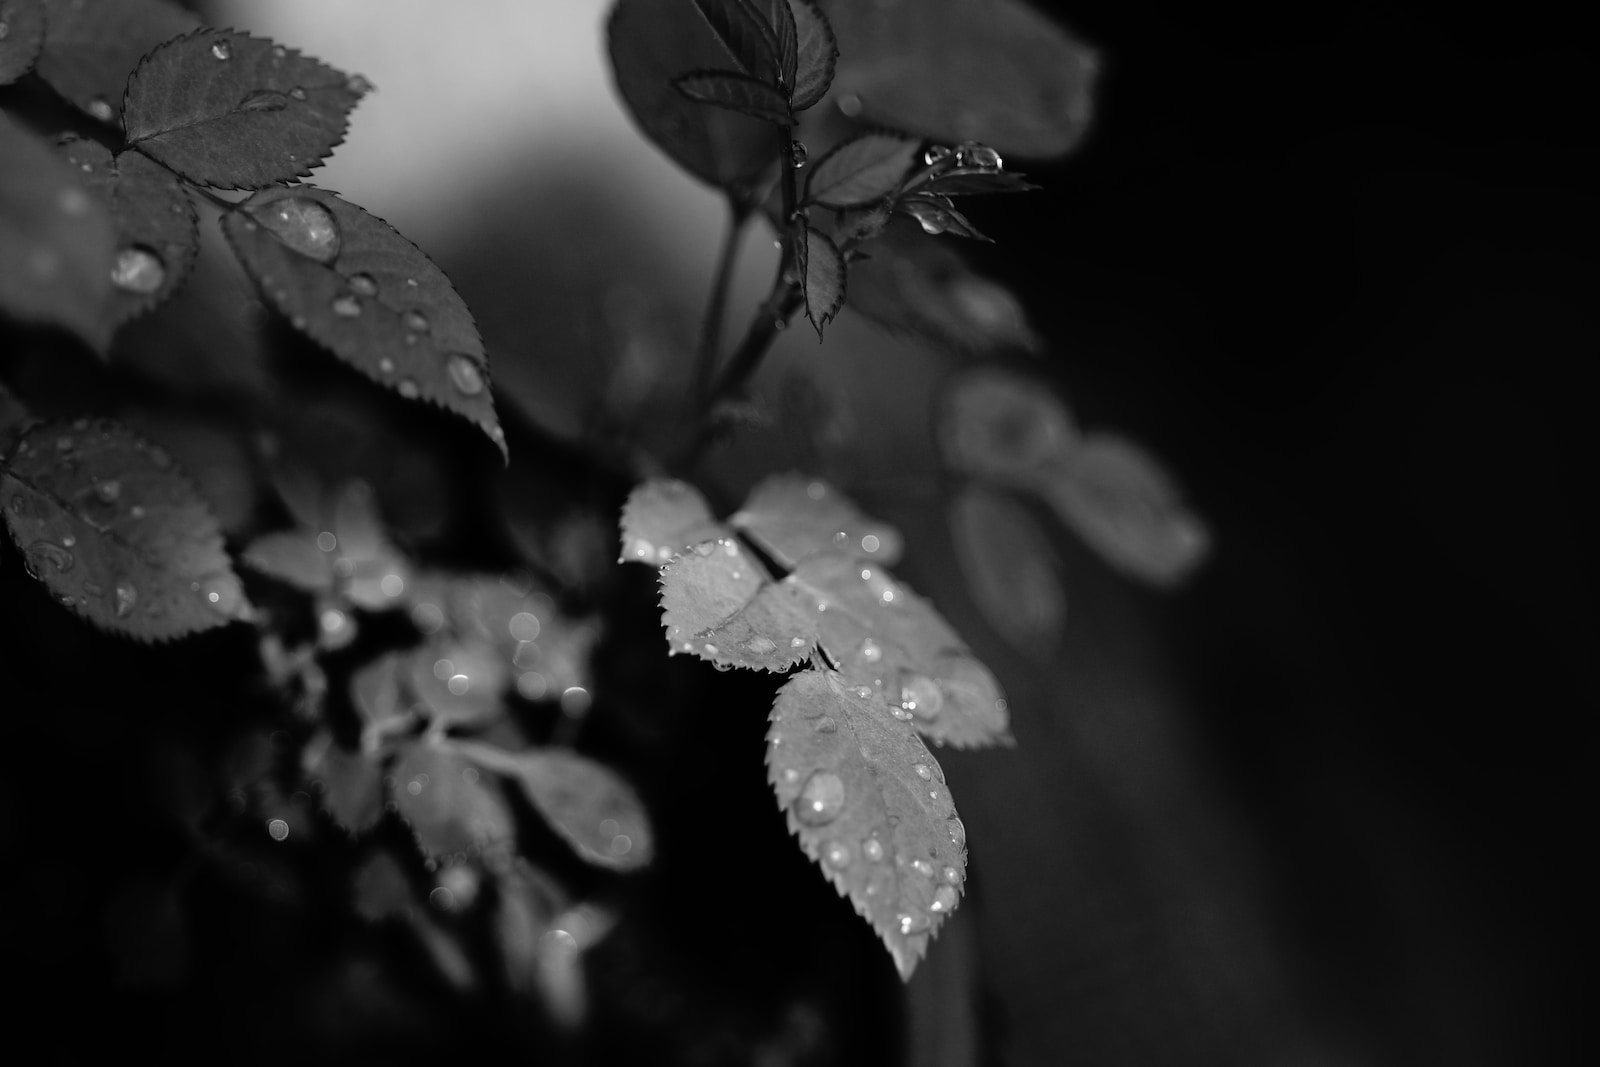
top-left (254, 196), bottom-right (341, 262)
top-left (289, 86), bottom-right (307, 101)
top-left (403, 309), bottom-right (430, 333)
top-left (272, 45), bottom-right (287, 58)
top-left (87, 97), bottom-right (114, 122)
top-left (347, 73), bottom-right (373, 94)
top-left (890, 707), bottom-right (913, 721)
top-left (789, 139), bottom-right (808, 167)
top-left (860, 638), bottom-right (882, 664)
top-left (947, 816), bottom-right (966, 848)
top-left (790, 636), bottom-right (807, 648)
top-left (95, 479), bottom-right (121, 503)
top-left (211, 38), bottom-right (232, 60)
top-left (930, 884), bottom-right (958, 913)
top-left (110, 246), bottom-right (165, 294)
top-left (238, 89), bottom-right (288, 112)
top-left (744, 635), bottom-right (778, 655)
top-left (898, 912), bottom-right (929, 935)
top-left (899, 674), bottom-right (943, 719)
top-left (446, 353), bottom-right (485, 395)
top-left (850, 685), bottom-right (872, 700)
top-left (129, 505), bottom-right (146, 520)
top-left (794, 770), bottom-right (845, 826)
top-left (508, 611), bottom-right (540, 642)
top-left (862, 838), bottom-right (884, 862)
top-left (837, 93), bottom-right (862, 117)
top-left (266, 818), bottom-right (289, 841)
top-left (331, 293), bottom-right (361, 317)
top-left (694, 541), bottom-right (715, 556)
top-left (398, 378), bottom-right (420, 399)
top-left (114, 580), bottom-right (137, 617)
top-left (200, 573), bottom-right (245, 617)
top-left (26, 541), bottom-right (74, 573)
top-left (376, 357), bottom-right (396, 376)
top-left (958, 142), bottom-right (1003, 170)
top-left (924, 144), bottom-right (953, 166)
top-left (942, 866), bottom-right (960, 884)
top-left (912, 763), bottom-right (932, 781)
top-left (911, 858), bottom-right (934, 878)
top-left (824, 841), bottom-right (850, 868)
top-left (348, 272), bottom-right (378, 297)
top-left (60, 534), bottom-right (75, 547)
top-left (814, 716), bottom-right (837, 734)
top-left (447, 673), bottom-right (470, 695)
top-left (702, 642), bottom-right (719, 656)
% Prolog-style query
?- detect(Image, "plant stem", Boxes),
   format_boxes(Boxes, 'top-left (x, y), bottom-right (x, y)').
top-left (694, 203), bottom-right (749, 405)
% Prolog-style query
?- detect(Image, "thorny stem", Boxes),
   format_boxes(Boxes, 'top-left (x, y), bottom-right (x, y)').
top-left (693, 203), bottom-right (750, 405)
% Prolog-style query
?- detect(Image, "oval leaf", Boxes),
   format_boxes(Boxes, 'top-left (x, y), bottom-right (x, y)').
top-left (0, 417), bottom-right (251, 639)
top-left (788, 0), bottom-right (837, 110)
top-left (407, 637), bottom-right (507, 730)
top-left (898, 193), bottom-right (990, 241)
top-left (390, 739), bottom-right (515, 861)
top-left (796, 220), bottom-right (845, 338)
top-left (0, 114), bottom-right (115, 351)
top-left (729, 472), bottom-right (903, 567)
top-left (658, 535), bottom-right (809, 670)
top-left (948, 486), bottom-right (1065, 656)
top-left (803, 130), bottom-right (919, 208)
top-left (34, 0), bottom-right (199, 124)
top-left (222, 185), bottom-right (505, 457)
top-left (767, 668), bottom-right (966, 979)
top-left (1042, 434), bottom-right (1211, 586)
top-left (619, 477), bottom-right (727, 564)
top-left (0, 0), bottom-right (45, 86)
top-left (821, 0), bottom-right (1098, 157)
top-left (123, 28), bottom-right (367, 188)
top-left (240, 528), bottom-right (335, 592)
top-left (937, 366), bottom-right (1076, 483)
top-left (675, 68), bottom-right (794, 126)
top-left (301, 730), bottom-right (384, 836)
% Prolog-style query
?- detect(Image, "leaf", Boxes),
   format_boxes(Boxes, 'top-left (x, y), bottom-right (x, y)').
top-left (390, 739), bottom-right (516, 862)
top-left (766, 669), bottom-right (966, 979)
top-left (848, 218), bottom-right (1038, 355)
top-left (897, 193), bottom-right (991, 241)
top-left (795, 219), bottom-right (845, 338)
top-left (658, 535), bottom-right (809, 671)
top-left (301, 730), bottom-right (384, 836)
top-left (618, 477), bottom-right (727, 564)
top-left (34, 0), bottom-right (199, 125)
top-left (608, 0), bottom-right (775, 191)
top-left (0, 381), bottom-right (28, 451)
top-left (456, 741), bottom-right (654, 871)
top-left (0, 0), bottom-right (45, 86)
top-left (820, 0), bottom-right (1098, 157)
top-left (222, 185), bottom-right (505, 457)
top-left (674, 68), bottom-right (794, 126)
top-left (787, 0), bottom-right (836, 110)
top-left (729, 472), bottom-right (903, 566)
top-left (937, 366), bottom-right (1076, 483)
top-left (406, 637), bottom-right (508, 730)
top-left (123, 28), bottom-right (366, 189)
top-left (948, 486), bottom-right (1065, 656)
top-left (55, 139), bottom-right (199, 335)
top-left (0, 417), bottom-right (252, 639)
top-left (350, 650), bottom-right (413, 750)
top-left (1041, 434), bottom-right (1210, 586)
top-left (803, 130), bottom-right (919, 208)
top-left (0, 114), bottom-right (116, 351)
top-left (690, 0), bottom-right (781, 83)
top-left (241, 528), bottom-right (336, 592)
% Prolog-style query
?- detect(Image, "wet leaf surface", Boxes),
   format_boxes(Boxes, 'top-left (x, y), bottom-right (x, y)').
top-left (949, 485), bottom-right (1065, 656)
top-left (796, 219), bottom-right (845, 337)
top-left (787, 0), bottom-right (837, 110)
top-left (619, 477), bottom-right (727, 565)
top-left (390, 738), bottom-right (515, 861)
top-left (729, 472), bottom-right (903, 567)
top-left (34, 0), bottom-right (199, 125)
top-left (803, 129), bottom-right (920, 208)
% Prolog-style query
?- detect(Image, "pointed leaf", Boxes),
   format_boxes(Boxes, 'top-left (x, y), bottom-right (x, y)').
top-left (1042, 434), bottom-right (1210, 586)
top-left (730, 472), bottom-right (903, 566)
top-left (767, 669), bottom-right (966, 979)
top-left (949, 486), bottom-right (1065, 656)
top-left (240, 528), bottom-right (336, 592)
top-left (795, 220), bottom-right (845, 338)
top-left (0, 417), bottom-right (251, 639)
top-left (787, 0), bottom-right (836, 110)
top-left (55, 139), bottom-right (198, 334)
top-left (658, 535), bottom-right (809, 670)
top-left (937, 366), bottom-right (1076, 484)
top-left (123, 28), bottom-right (366, 189)
top-left (690, 0), bottom-right (781, 82)
top-left (675, 68), bottom-right (794, 126)
top-left (819, 0), bottom-right (1098, 157)
top-left (390, 739), bottom-right (515, 861)
top-left (619, 477), bottom-right (726, 565)
top-left (761, 0), bottom-right (799, 90)
top-left (34, 0), bottom-right (199, 125)
top-left (222, 185), bottom-right (504, 457)
top-left (0, 114), bottom-right (115, 351)
top-left (803, 130), bottom-right (919, 208)
top-left (0, 0), bottom-right (45, 86)
top-left (301, 730), bottom-right (384, 836)
top-left (898, 193), bottom-right (991, 241)
top-left (918, 168), bottom-right (1039, 198)
top-left (608, 0), bottom-right (774, 190)
top-left (456, 741), bottom-right (654, 871)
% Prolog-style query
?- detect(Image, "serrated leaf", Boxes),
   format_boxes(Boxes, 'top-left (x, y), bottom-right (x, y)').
top-left (675, 68), bottom-right (794, 126)
top-left (55, 138), bottom-right (197, 335)
top-left (690, 0), bottom-right (781, 83)
top-left (0, 0), bottom-right (45, 86)
top-left (766, 669), bottom-right (966, 979)
top-left (803, 130), bottom-right (919, 208)
top-left (34, 0), bottom-right (199, 124)
top-left (820, 0), bottom-right (1098, 157)
top-left (730, 472), bottom-right (903, 566)
top-left (406, 637), bottom-right (507, 730)
top-left (795, 219), bottom-right (845, 338)
top-left (1042, 434), bottom-right (1210, 586)
top-left (917, 168), bottom-right (1039, 198)
top-left (0, 114), bottom-right (115, 351)
top-left (390, 739), bottom-right (515, 862)
top-left (949, 486), bottom-right (1065, 656)
top-left (658, 535), bottom-right (809, 670)
top-left (608, 0), bottom-right (774, 190)
top-left (240, 528), bottom-right (335, 591)
top-left (456, 741), bottom-right (654, 871)
top-left (937, 366), bottom-right (1076, 484)
top-left (787, 0), bottom-right (836, 110)
top-left (619, 477), bottom-right (727, 564)
top-left (898, 193), bottom-right (990, 241)
top-left (222, 185), bottom-right (504, 457)
top-left (761, 0), bottom-right (799, 90)
top-left (123, 28), bottom-right (365, 188)
top-left (0, 417), bottom-right (251, 639)
top-left (301, 730), bottom-right (384, 836)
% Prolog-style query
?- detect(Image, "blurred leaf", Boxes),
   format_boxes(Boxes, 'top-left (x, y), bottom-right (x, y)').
top-left (608, 0), bottom-right (774, 191)
top-left (222, 185), bottom-right (504, 457)
top-left (242, 528), bottom-right (334, 592)
top-left (1043, 434), bottom-right (1210, 586)
top-left (406, 638), bottom-right (507, 730)
top-left (796, 218), bottom-right (845, 337)
top-left (351, 848), bottom-right (414, 923)
top-left (658, 535), bottom-right (806, 670)
top-left (123, 28), bottom-right (365, 188)
top-left (54, 139), bottom-right (197, 334)
top-left (948, 486), bottom-right (1065, 656)
top-left (0, 417), bottom-right (252, 639)
top-left (0, 114), bottom-right (115, 351)
top-left (619, 477), bottom-right (727, 564)
top-left (327, 480), bottom-right (411, 610)
top-left (803, 130), bottom-right (919, 208)
top-left (34, 0), bottom-right (199, 125)
top-left (302, 729), bottom-right (384, 836)
top-left (729, 472), bottom-right (903, 566)
top-left (897, 192), bottom-right (990, 241)
top-left (690, 0), bottom-right (782, 83)
top-left (494, 858), bottom-right (565, 995)
top-left (390, 739), bottom-right (515, 862)
top-left (675, 68), bottom-right (794, 125)
top-left (350, 650), bottom-right (413, 750)
top-left (787, 0), bottom-right (836, 110)
top-left (457, 741), bottom-right (654, 871)
top-left (0, 0), bottom-right (44, 86)
top-left (937, 366), bottom-right (1075, 483)
top-left (766, 669), bottom-right (966, 979)
top-left (820, 0), bottom-right (1097, 157)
